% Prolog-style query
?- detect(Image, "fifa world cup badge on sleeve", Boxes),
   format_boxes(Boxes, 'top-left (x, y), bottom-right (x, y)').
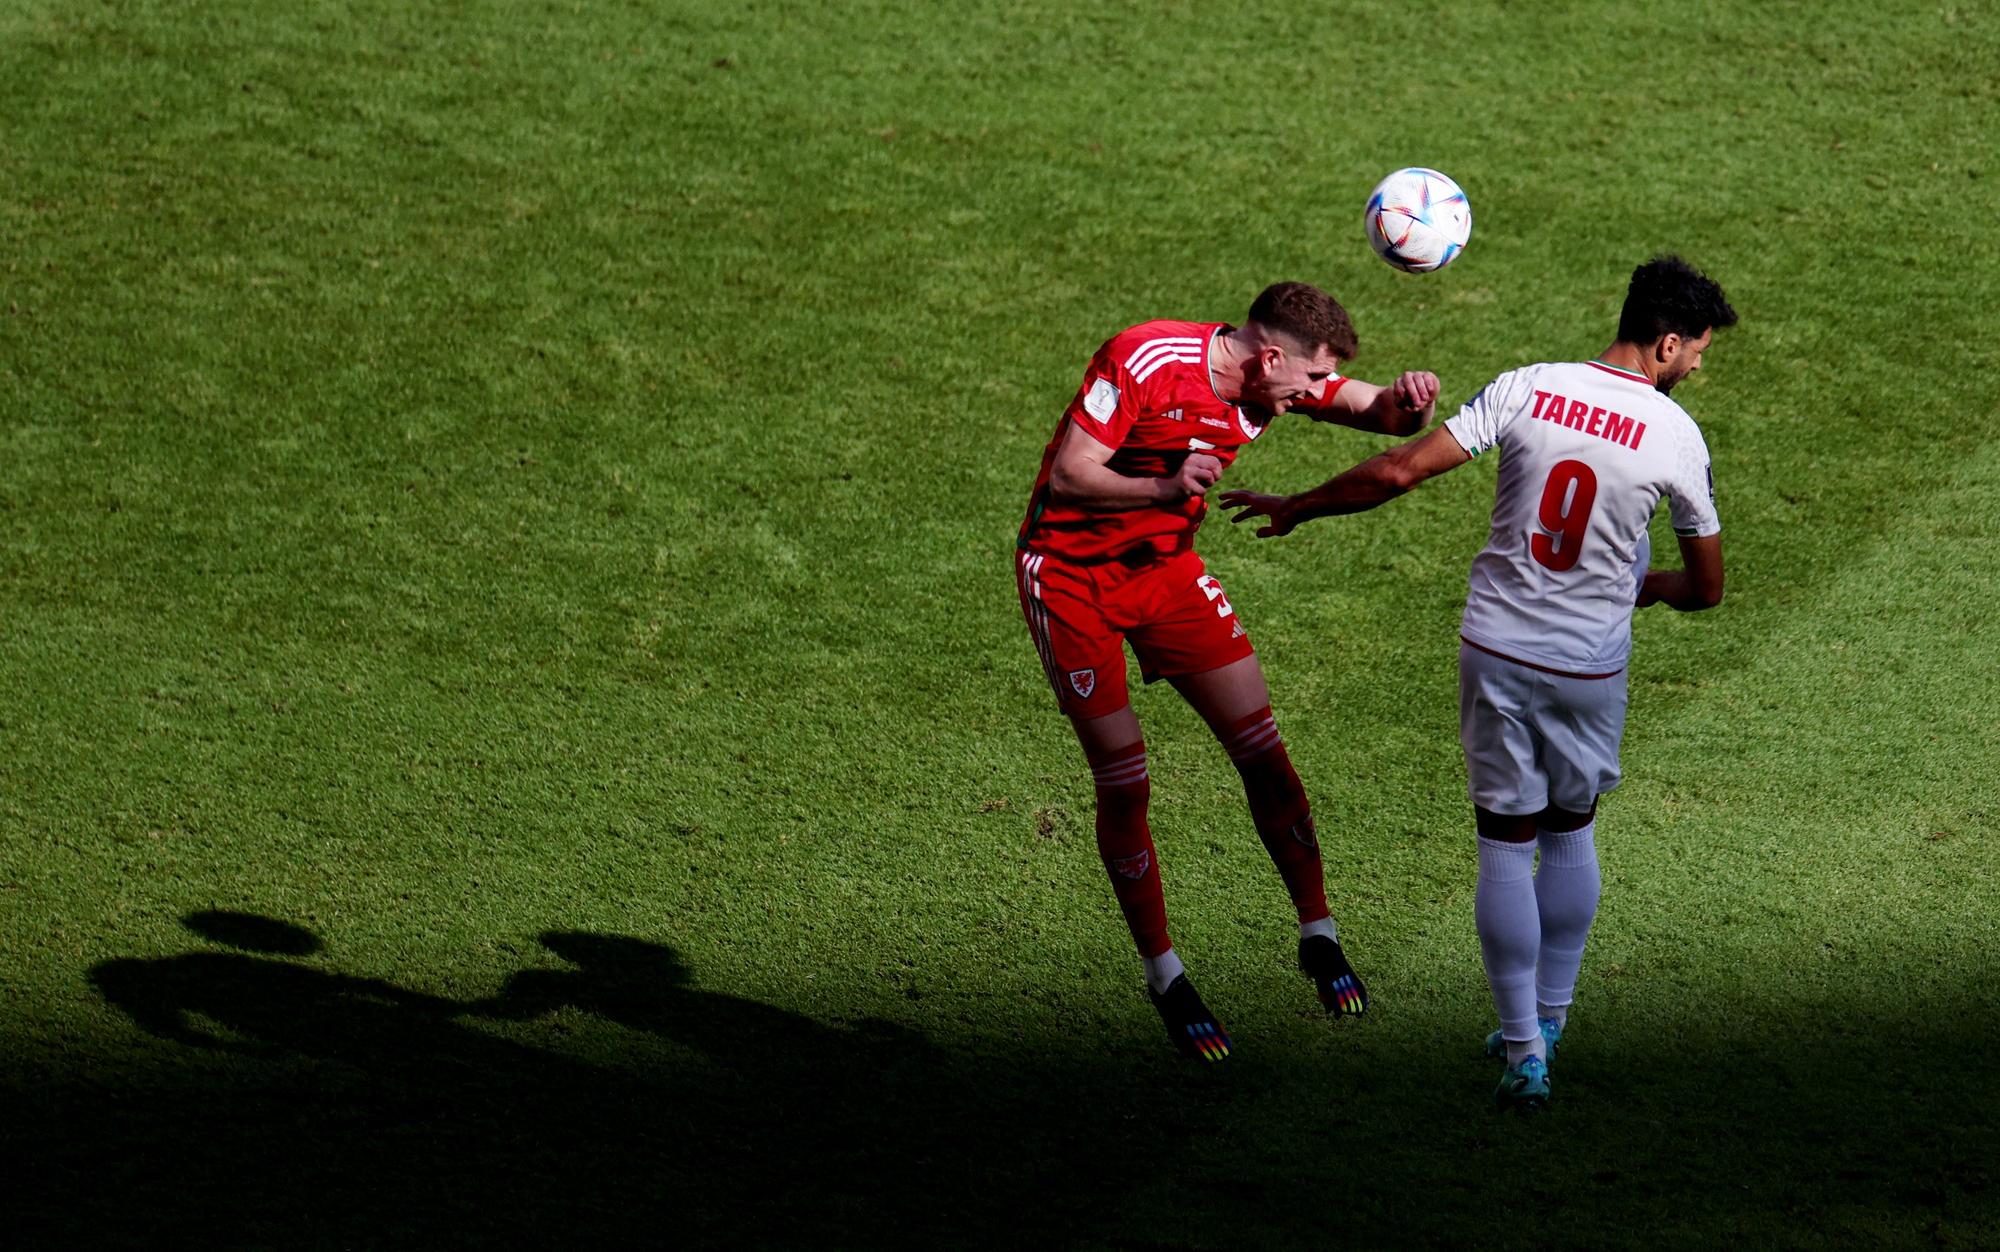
top-left (1083, 378), bottom-right (1120, 423)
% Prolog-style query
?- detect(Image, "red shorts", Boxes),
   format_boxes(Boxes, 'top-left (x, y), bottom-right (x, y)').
top-left (1016, 547), bottom-right (1255, 719)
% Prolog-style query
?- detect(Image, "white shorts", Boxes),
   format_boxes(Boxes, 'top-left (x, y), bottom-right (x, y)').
top-left (1458, 642), bottom-right (1628, 816)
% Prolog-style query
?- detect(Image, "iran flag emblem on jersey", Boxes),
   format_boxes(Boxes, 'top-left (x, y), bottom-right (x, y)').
top-left (1068, 668), bottom-right (1097, 698)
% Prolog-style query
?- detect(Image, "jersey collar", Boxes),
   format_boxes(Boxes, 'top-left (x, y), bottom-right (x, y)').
top-left (1205, 324), bottom-right (1252, 424)
top-left (1587, 359), bottom-right (1652, 385)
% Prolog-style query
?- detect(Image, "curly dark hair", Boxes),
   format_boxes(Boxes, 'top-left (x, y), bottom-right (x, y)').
top-left (1617, 255), bottom-right (1738, 345)
top-left (1247, 281), bottom-right (1359, 361)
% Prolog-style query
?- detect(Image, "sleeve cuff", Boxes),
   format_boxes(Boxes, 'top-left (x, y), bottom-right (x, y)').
top-left (1068, 413), bottom-right (1121, 448)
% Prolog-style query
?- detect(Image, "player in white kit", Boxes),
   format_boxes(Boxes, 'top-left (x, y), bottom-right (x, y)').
top-left (1218, 256), bottom-right (1736, 1110)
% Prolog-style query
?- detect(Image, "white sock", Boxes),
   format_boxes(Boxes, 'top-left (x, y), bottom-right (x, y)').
top-left (1534, 821), bottom-right (1600, 1027)
top-left (1476, 835), bottom-right (1541, 1062)
top-left (1143, 947), bottom-right (1185, 995)
top-left (1299, 916), bottom-right (1337, 943)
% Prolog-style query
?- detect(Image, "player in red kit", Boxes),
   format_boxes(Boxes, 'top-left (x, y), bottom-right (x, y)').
top-left (1017, 282), bottom-right (1439, 1059)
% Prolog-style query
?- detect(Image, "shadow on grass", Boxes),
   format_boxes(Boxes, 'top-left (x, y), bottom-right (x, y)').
top-left (14, 911), bottom-right (1997, 1248)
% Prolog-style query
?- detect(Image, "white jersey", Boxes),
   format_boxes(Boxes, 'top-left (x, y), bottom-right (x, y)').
top-left (1444, 360), bottom-right (1720, 675)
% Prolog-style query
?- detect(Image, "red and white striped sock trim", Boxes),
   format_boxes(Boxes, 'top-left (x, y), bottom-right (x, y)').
top-left (1090, 743), bottom-right (1149, 788)
top-left (1222, 708), bottom-right (1281, 762)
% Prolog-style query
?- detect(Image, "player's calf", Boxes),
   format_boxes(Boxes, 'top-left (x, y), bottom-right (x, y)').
top-left (1217, 705), bottom-right (1331, 924)
top-left (1212, 705), bottom-right (1368, 1016)
top-left (1087, 740), bottom-right (1171, 960)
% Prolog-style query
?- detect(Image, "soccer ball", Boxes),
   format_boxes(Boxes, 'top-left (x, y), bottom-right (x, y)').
top-left (1363, 167), bottom-right (1472, 273)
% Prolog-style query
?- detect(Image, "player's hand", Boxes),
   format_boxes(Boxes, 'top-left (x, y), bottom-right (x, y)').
top-left (1217, 489), bottom-right (1299, 538)
top-left (1391, 370), bottom-right (1440, 415)
top-left (1165, 452), bottom-right (1224, 500)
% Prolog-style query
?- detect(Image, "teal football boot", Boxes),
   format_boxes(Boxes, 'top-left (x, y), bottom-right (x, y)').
top-left (1494, 1053), bottom-right (1551, 1112)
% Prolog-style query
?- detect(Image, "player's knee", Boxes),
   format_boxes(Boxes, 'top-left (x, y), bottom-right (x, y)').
top-left (1536, 801), bottom-right (1597, 832)
top-left (1474, 806), bottom-right (1538, 843)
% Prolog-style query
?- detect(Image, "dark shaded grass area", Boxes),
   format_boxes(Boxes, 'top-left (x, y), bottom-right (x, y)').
top-left (12, 913), bottom-right (1994, 1250)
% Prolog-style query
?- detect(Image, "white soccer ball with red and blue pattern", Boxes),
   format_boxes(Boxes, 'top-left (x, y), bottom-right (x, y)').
top-left (1364, 167), bottom-right (1472, 273)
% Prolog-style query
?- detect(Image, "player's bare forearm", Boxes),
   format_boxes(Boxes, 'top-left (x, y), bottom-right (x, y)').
top-left (1638, 568), bottom-right (1724, 611)
top-left (1361, 380), bottom-right (1435, 436)
top-left (1049, 449), bottom-right (1220, 511)
top-left (1638, 533), bottom-right (1724, 610)
top-left (1220, 426), bottom-right (1468, 538)
top-left (1219, 455), bottom-right (1409, 537)
top-left (1309, 371), bottom-right (1438, 436)
top-left (1291, 453), bottom-right (1415, 522)
top-left (1048, 466), bottom-right (1175, 511)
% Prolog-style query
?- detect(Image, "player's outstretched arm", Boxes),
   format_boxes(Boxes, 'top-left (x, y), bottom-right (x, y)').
top-left (1048, 421), bottom-right (1221, 511)
top-left (1218, 425), bottom-right (1470, 538)
top-left (1638, 533), bottom-right (1724, 610)
top-left (1304, 370), bottom-right (1439, 436)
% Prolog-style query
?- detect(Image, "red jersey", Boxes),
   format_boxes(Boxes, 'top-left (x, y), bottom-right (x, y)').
top-left (1019, 320), bottom-right (1347, 563)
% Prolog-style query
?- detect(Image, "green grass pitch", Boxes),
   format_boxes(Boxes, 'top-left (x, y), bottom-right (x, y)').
top-left (3, 0), bottom-right (1997, 1246)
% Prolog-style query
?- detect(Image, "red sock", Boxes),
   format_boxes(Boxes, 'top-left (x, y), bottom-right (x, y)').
top-left (1088, 741), bottom-right (1171, 958)
top-left (1218, 706), bottom-right (1330, 924)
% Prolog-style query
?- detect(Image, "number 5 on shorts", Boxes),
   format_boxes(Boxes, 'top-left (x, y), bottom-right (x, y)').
top-left (1195, 574), bottom-right (1235, 618)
